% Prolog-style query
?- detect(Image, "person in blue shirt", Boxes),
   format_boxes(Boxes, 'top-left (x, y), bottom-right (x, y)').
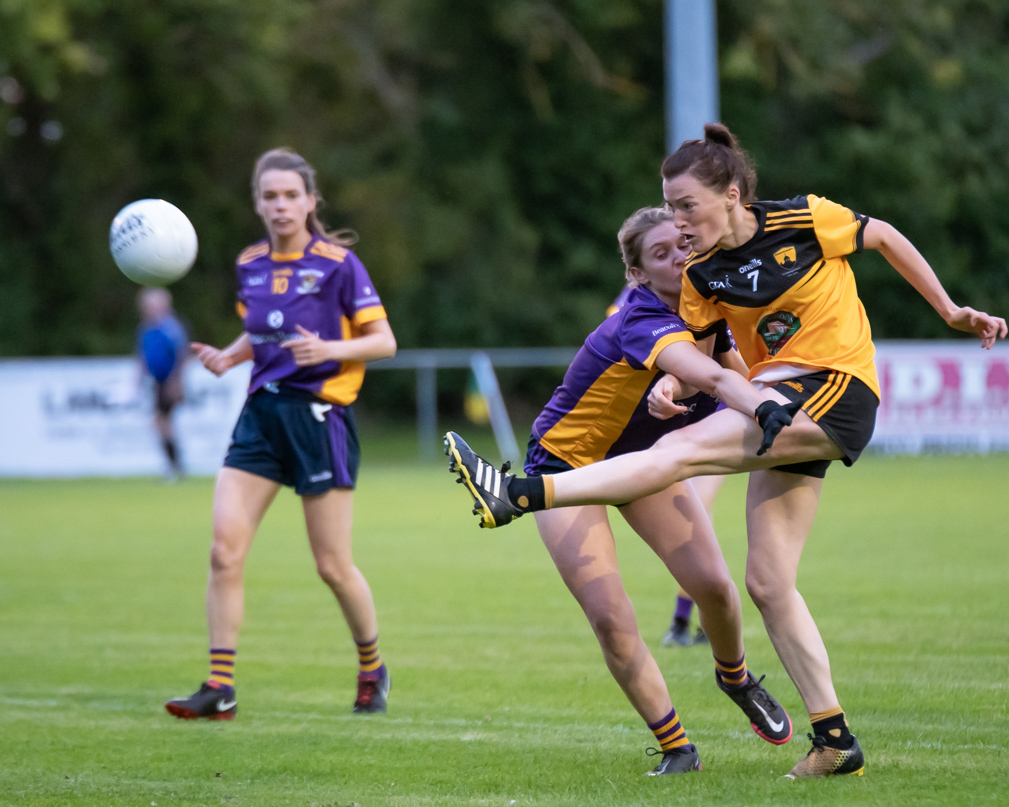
top-left (137, 287), bottom-right (189, 480)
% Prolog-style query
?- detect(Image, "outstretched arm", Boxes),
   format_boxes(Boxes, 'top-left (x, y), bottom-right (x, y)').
top-left (191, 332), bottom-right (253, 377)
top-left (653, 341), bottom-right (796, 455)
top-left (863, 218), bottom-right (1007, 348)
top-left (654, 341), bottom-right (765, 417)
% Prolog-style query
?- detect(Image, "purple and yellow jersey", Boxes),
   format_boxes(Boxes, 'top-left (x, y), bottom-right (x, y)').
top-left (235, 236), bottom-right (387, 405)
top-left (528, 284), bottom-right (719, 470)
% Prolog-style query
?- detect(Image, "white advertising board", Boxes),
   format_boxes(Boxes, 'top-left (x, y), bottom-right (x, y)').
top-left (0, 342), bottom-right (1007, 477)
top-left (870, 341), bottom-right (1009, 453)
top-left (0, 357), bottom-right (251, 477)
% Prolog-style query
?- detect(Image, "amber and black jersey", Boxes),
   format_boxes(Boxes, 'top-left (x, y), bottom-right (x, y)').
top-left (680, 195), bottom-right (880, 399)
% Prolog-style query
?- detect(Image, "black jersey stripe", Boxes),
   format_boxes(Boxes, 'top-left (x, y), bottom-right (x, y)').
top-left (766, 211), bottom-right (813, 220)
top-left (765, 221), bottom-right (815, 232)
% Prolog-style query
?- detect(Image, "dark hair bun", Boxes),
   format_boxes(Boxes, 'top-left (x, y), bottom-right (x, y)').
top-left (703, 123), bottom-right (735, 149)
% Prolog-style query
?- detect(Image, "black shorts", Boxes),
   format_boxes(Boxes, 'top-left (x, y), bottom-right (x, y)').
top-left (223, 386), bottom-right (360, 495)
top-left (770, 370), bottom-right (879, 479)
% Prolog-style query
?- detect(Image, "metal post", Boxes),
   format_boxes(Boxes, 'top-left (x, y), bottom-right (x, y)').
top-left (665, 0), bottom-right (719, 155)
top-left (415, 361), bottom-right (438, 462)
top-left (469, 351), bottom-right (521, 465)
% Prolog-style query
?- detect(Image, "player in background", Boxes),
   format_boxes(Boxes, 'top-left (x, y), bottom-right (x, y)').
top-left (451, 208), bottom-right (793, 775)
top-left (137, 287), bottom-right (189, 481)
top-left (446, 123), bottom-right (1007, 778)
top-left (165, 148), bottom-right (396, 720)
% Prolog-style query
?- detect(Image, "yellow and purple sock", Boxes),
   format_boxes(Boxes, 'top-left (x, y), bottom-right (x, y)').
top-left (715, 654), bottom-right (749, 689)
top-left (356, 636), bottom-right (385, 682)
top-left (648, 707), bottom-right (691, 751)
top-left (208, 648), bottom-right (235, 692)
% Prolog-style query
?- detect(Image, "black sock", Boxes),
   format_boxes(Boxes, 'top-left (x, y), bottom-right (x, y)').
top-left (507, 476), bottom-right (546, 512)
top-left (812, 712), bottom-right (854, 749)
top-left (162, 437), bottom-right (180, 471)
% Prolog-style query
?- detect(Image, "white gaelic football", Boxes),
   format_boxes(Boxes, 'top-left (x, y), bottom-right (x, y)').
top-left (109, 199), bottom-right (198, 285)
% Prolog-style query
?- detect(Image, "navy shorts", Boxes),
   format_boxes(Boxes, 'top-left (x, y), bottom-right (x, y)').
top-left (524, 435), bottom-right (576, 477)
top-left (224, 386), bottom-right (360, 495)
top-left (770, 370), bottom-right (879, 479)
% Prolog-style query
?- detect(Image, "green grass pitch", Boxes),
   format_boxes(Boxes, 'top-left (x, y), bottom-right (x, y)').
top-left (1, 452), bottom-right (1007, 806)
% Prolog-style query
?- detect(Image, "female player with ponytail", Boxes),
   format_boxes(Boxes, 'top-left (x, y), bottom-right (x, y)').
top-left (166, 148), bottom-right (396, 719)
top-left (446, 124), bottom-right (1006, 777)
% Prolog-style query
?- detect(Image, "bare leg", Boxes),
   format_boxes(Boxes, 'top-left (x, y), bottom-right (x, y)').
top-left (303, 488), bottom-right (378, 643)
top-left (745, 470), bottom-right (839, 714)
top-left (535, 506), bottom-right (673, 723)
top-left (619, 483), bottom-right (743, 664)
top-left (207, 467), bottom-right (281, 648)
top-left (550, 392), bottom-right (843, 507)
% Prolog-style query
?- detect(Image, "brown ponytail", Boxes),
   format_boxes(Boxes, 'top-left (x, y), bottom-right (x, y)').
top-left (252, 148), bottom-right (358, 247)
top-left (660, 123), bottom-right (758, 202)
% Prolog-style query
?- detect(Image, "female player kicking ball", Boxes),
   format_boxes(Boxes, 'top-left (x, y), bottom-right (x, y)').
top-left (165, 148), bottom-right (396, 719)
top-left (453, 207), bottom-right (794, 775)
top-left (446, 124), bottom-right (1006, 777)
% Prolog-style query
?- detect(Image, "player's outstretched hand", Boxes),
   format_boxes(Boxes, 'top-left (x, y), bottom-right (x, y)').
top-left (281, 325), bottom-right (334, 367)
top-left (946, 306), bottom-right (1008, 349)
top-left (191, 342), bottom-right (231, 377)
top-left (647, 375), bottom-right (691, 420)
top-left (755, 399), bottom-right (803, 456)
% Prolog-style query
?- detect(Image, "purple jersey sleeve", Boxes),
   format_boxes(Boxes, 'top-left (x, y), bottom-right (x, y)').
top-left (619, 296), bottom-right (693, 370)
top-left (340, 252), bottom-right (385, 325)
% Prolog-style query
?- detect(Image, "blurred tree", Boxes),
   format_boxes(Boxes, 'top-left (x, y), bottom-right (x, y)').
top-left (718, 0), bottom-right (1009, 337)
top-left (0, 0), bottom-right (1006, 361)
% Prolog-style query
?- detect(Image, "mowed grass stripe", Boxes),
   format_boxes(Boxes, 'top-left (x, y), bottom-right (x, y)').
top-left (1, 453), bottom-right (1007, 806)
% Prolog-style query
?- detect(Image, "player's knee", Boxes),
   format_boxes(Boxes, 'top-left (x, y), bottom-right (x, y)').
top-left (587, 608), bottom-right (637, 660)
top-left (209, 538), bottom-right (244, 574)
top-left (647, 435), bottom-right (690, 479)
top-left (688, 572), bottom-right (736, 615)
top-left (744, 569), bottom-right (790, 611)
top-left (316, 558), bottom-right (352, 590)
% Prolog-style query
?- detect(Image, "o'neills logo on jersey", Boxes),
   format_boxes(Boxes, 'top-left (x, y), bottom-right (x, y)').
top-left (757, 311), bottom-right (801, 356)
top-left (738, 258), bottom-right (762, 274)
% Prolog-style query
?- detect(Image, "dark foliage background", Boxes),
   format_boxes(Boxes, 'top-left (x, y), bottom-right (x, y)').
top-left (2, 0), bottom-right (1007, 364)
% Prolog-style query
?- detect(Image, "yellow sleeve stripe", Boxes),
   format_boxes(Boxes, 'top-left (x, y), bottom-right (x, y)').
top-left (352, 305), bottom-right (387, 326)
top-left (644, 330), bottom-right (694, 369)
top-left (685, 245), bottom-right (720, 269)
top-left (237, 243), bottom-right (269, 264)
top-left (236, 301), bottom-right (247, 318)
top-left (309, 241), bottom-right (349, 262)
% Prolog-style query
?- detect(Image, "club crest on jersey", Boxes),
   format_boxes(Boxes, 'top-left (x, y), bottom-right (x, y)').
top-left (774, 246), bottom-right (797, 269)
top-left (757, 311), bottom-right (801, 355)
top-left (296, 269), bottom-right (324, 294)
top-left (267, 310), bottom-right (284, 328)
